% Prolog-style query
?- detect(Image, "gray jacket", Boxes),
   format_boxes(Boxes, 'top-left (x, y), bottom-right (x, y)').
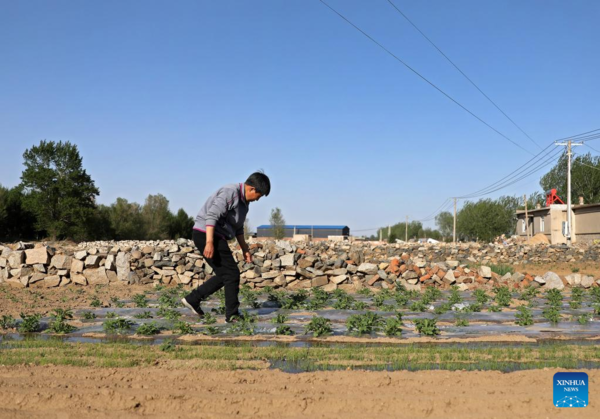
top-left (193, 183), bottom-right (249, 240)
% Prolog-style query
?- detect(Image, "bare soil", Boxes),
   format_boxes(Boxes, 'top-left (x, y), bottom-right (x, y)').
top-left (0, 365), bottom-right (596, 418)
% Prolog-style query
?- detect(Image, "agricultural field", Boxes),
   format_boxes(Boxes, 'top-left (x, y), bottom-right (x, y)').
top-left (2, 282), bottom-right (600, 418)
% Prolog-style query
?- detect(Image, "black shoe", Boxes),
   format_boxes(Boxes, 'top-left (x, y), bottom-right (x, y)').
top-left (181, 298), bottom-right (204, 318)
top-left (225, 313), bottom-right (242, 323)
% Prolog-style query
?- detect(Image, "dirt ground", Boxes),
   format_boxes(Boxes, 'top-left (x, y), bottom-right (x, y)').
top-left (0, 365), bottom-right (595, 418)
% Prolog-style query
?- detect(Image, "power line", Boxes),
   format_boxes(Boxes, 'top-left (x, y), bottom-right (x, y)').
top-left (385, 0), bottom-right (542, 150)
top-left (318, 0), bottom-right (535, 155)
top-left (584, 143), bottom-right (600, 154)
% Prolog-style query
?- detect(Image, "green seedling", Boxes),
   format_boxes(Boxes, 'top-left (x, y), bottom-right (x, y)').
top-left (352, 301), bottom-right (368, 310)
top-left (490, 264), bottom-right (514, 276)
top-left (474, 289), bottom-right (490, 305)
top-left (487, 304), bottom-right (502, 313)
top-left (569, 301), bottom-right (582, 309)
top-left (103, 318), bottom-right (133, 334)
top-left (346, 312), bottom-right (383, 336)
top-left (47, 309), bottom-right (76, 334)
top-left (228, 312), bottom-right (257, 336)
top-left (357, 287), bottom-right (373, 297)
top-left (202, 312), bottom-right (217, 325)
top-left (0, 315), bottom-right (17, 330)
top-left (455, 317), bottom-right (469, 327)
top-left (515, 306), bottom-right (534, 326)
top-left (414, 318), bottom-right (440, 336)
top-left (172, 321), bottom-right (194, 335)
top-left (384, 317), bottom-right (403, 337)
top-left (542, 306), bottom-right (561, 324)
top-left (275, 325), bottom-right (294, 335)
top-left (494, 286), bottom-right (512, 307)
top-left (160, 339), bottom-right (177, 352)
top-left (434, 302), bottom-right (452, 315)
top-left (576, 314), bottom-right (591, 325)
top-left (106, 311), bottom-right (117, 319)
top-left (305, 316), bottom-right (333, 337)
top-left (82, 311), bottom-right (96, 320)
top-left (240, 286), bottom-right (261, 309)
top-left (18, 313), bottom-right (41, 333)
top-left (132, 294), bottom-right (149, 308)
top-left (90, 297), bottom-right (102, 308)
top-left (449, 286), bottom-right (462, 305)
top-left (133, 311), bottom-right (154, 319)
top-left (281, 291), bottom-right (309, 310)
top-left (203, 325), bottom-right (220, 336)
top-left (333, 294), bottom-right (356, 310)
top-left (545, 289), bottom-right (563, 307)
top-left (519, 286), bottom-right (539, 301)
top-left (158, 307), bottom-right (181, 321)
top-left (271, 313), bottom-right (289, 324)
top-left (410, 300), bottom-right (428, 312)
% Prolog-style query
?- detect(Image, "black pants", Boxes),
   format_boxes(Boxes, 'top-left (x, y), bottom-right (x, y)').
top-left (185, 230), bottom-right (240, 320)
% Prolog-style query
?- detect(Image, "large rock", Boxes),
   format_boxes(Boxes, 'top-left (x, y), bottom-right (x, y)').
top-left (85, 255), bottom-right (101, 268)
top-left (311, 276), bottom-right (328, 287)
top-left (443, 270), bottom-right (456, 284)
top-left (7, 251), bottom-right (24, 269)
top-left (565, 274), bottom-right (581, 286)
top-left (51, 254), bottom-right (72, 270)
top-left (25, 247), bottom-right (50, 265)
top-left (581, 275), bottom-right (595, 289)
top-left (542, 271), bottom-right (564, 290)
top-left (331, 274), bottom-right (348, 285)
top-left (116, 252), bottom-right (130, 281)
top-left (83, 267), bottom-right (109, 285)
top-left (44, 275), bottom-right (61, 288)
top-left (478, 266), bottom-right (492, 279)
top-left (71, 259), bottom-right (84, 274)
top-left (357, 263), bottom-right (378, 275)
top-left (280, 253), bottom-right (295, 267)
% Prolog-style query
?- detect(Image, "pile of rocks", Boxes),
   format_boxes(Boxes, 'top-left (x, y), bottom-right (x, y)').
top-left (1, 240), bottom-right (599, 291)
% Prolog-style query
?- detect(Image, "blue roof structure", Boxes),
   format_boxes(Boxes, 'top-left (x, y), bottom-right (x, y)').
top-left (257, 225), bottom-right (348, 230)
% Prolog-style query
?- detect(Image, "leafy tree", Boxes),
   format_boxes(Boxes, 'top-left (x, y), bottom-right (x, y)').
top-left (109, 197), bottom-right (145, 239)
top-left (0, 185), bottom-right (38, 241)
top-left (19, 140), bottom-right (99, 240)
top-left (540, 152), bottom-right (600, 204)
top-left (141, 194), bottom-right (171, 240)
top-left (435, 211), bottom-right (453, 239)
top-left (85, 204), bottom-right (115, 240)
top-left (380, 221), bottom-right (424, 242)
top-left (388, 233), bottom-right (397, 243)
top-left (168, 208), bottom-right (193, 239)
top-left (457, 196), bottom-right (518, 242)
top-left (269, 207), bottom-right (285, 239)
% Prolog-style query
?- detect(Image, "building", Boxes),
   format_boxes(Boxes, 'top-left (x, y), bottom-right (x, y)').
top-left (256, 225), bottom-right (350, 239)
top-left (515, 203), bottom-right (600, 244)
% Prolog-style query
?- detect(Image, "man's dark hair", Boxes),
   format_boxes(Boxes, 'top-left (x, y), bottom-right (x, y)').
top-left (246, 171), bottom-right (271, 196)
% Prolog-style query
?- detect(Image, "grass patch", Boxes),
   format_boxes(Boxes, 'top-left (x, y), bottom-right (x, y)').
top-left (490, 264), bottom-right (514, 276)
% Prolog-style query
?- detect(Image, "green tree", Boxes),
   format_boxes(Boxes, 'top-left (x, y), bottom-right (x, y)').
top-left (540, 152), bottom-right (600, 204)
top-left (0, 185), bottom-right (38, 241)
top-left (457, 196), bottom-right (519, 242)
top-left (168, 208), bottom-right (194, 239)
top-left (85, 204), bottom-right (115, 240)
top-left (435, 211), bottom-right (453, 239)
top-left (109, 198), bottom-right (145, 239)
top-left (19, 140), bottom-right (99, 240)
top-left (269, 207), bottom-right (285, 239)
top-left (141, 194), bottom-right (171, 240)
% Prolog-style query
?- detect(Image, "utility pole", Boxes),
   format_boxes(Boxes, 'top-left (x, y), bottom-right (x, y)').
top-left (405, 215), bottom-right (408, 242)
top-left (453, 198), bottom-right (457, 244)
top-left (555, 139), bottom-right (583, 246)
top-left (387, 225), bottom-right (391, 240)
top-left (379, 228), bottom-right (382, 242)
top-left (523, 194), bottom-right (529, 240)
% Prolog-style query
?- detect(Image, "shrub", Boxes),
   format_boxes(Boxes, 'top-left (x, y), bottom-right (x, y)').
top-left (515, 306), bottom-right (534, 326)
top-left (346, 312), bottom-right (383, 336)
top-left (103, 318), bottom-right (133, 334)
top-left (48, 309), bottom-right (76, 334)
top-left (414, 318), bottom-right (440, 336)
top-left (18, 313), bottom-right (41, 333)
top-left (305, 316), bottom-right (333, 337)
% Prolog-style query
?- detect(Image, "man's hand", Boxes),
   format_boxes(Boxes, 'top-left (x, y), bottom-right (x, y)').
top-left (204, 242), bottom-right (215, 259)
top-left (244, 250), bottom-right (253, 264)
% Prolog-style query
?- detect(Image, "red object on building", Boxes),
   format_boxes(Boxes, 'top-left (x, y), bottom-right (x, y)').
top-left (546, 189), bottom-right (564, 206)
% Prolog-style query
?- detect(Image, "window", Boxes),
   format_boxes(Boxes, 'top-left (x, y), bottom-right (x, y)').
top-left (540, 217), bottom-right (545, 232)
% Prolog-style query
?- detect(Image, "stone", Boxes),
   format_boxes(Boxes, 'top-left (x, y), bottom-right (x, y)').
top-left (106, 270), bottom-right (119, 282)
top-left (357, 263), bottom-right (378, 275)
top-left (500, 273), bottom-right (512, 283)
top-left (85, 255), bottom-right (101, 268)
top-left (367, 275), bottom-right (380, 286)
top-left (72, 273), bottom-right (87, 285)
top-left (565, 274), bottom-right (582, 286)
top-left (105, 254), bottom-right (116, 270)
top-left (478, 266), bottom-right (492, 279)
top-left (542, 271), bottom-right (564, 290)
top-left (329, 268), bottom-right (347, 276)
top-left (581, 275), bottom-right (595, 288)
top-left (274, 275), bottom-right (286, 287)
top-left (83, 267), bottom-right (109, 285)
top-left (44, 275), bottom-right (61, 288)
top-left (25, 247), bottom-right (50, 265)
top-left (311, 276), bottom-right (328, 287)
top-left (74, 250), bottom-right (88, 260)
top-left (377, 270), bottom-right (388, 281)
top-left (28, 272), bottom-right (46, 284)
top-left (280, 253), bottom-right (295, 267)
top-left (178, 274), bottom-right (193, 285)
top-left (533, 276), bottom-right (545, 285)
top-left (116, 252), bottom-right (131, 281)
top-left (51, 254), bottom-right (72, 270)
top-left (59, 277), bottom-right (72, 287)
top-left (7, 251), bottom-right (24, 268)
top-left (323, 283), bottom-right (337, 292)
top-left (71, 259), bottom-right (84, 274)
top-left (443, 270), bottom-right (456, 284)
top-left (262, 271), bottom-right (280, 279)
top-left (413, 258), bottom-right (426, 268)
top-left (331, 274), bottom-right (348, 285)
top-left (511, 272), bottom-right (525, 283)
top-left (446, 260), bottom-right (460, 268)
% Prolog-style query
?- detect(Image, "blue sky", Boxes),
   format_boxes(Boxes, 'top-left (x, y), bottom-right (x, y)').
top-left (1, 1), bottom-right (598, 234)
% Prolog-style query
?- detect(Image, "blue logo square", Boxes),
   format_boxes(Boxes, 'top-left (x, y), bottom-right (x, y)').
top-left (554, 372), bottom-right (588, 408)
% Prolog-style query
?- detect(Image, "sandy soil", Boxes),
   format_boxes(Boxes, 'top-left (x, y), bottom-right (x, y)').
top-left (0, 365), bottom-right (596, 418)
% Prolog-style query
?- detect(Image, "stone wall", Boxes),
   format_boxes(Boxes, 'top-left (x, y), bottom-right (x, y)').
top-left (1, 240), bottom-right (599, 291)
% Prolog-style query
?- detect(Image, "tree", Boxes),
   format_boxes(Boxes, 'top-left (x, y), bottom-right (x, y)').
top-left (388, 233), bottom-right (397, 243)
top-left (269, 207), bottom-right (285, 239)
top-left (0, 184), bottom-right (38, 242)
top-left (20, 140), bottom-right (99, 239)
top-left (141, 194), bottom-right (171, 240)
top-left (435, 211), bottom-right (453, 239)
top-left (456, 196), bottom-right (518, 242)
top-left (540, 152), bottom-right (600, 204)
top-left (108, 198), bottom-right (145, 240)
top-left (168, 208), bottom-right (194, 239)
